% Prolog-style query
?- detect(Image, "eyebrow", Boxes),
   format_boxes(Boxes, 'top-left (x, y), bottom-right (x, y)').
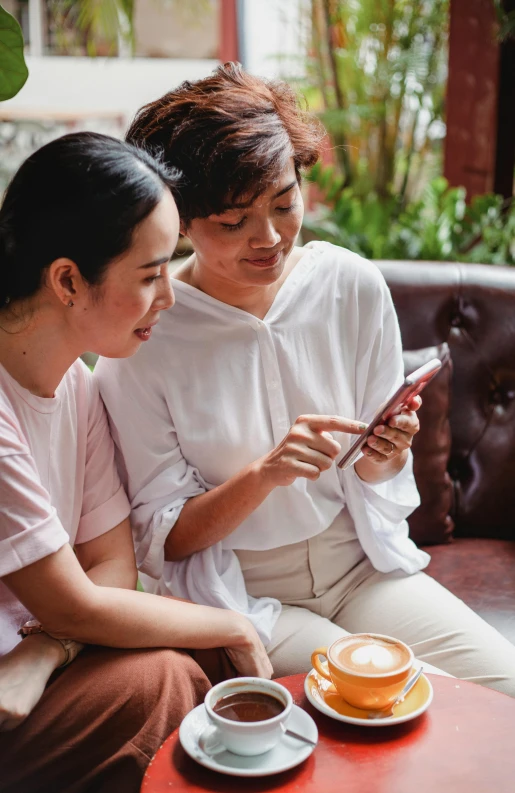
top-left (273, 180), bottom-right (298, 199)
top-left (224, 180), bottom-right (298, 211)
top-left (138, 256), bottom-right (172, 270)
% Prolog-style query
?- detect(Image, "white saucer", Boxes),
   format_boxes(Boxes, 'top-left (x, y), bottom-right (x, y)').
top-left (304, 667), bottom-right (433, 727)
top-left (179, 703), bottom-right (317, 777)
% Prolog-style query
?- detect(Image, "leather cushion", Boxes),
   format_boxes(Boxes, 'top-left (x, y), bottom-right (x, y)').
top-left (402, 343), bottom-right (454, 545)
top-left (379, 260), bottom-right (515, 541)
top-left (424, 538), bottom-right (515, 646)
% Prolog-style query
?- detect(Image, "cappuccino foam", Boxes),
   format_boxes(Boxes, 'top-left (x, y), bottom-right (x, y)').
top-left (334, 635), bottom-right (410, 676)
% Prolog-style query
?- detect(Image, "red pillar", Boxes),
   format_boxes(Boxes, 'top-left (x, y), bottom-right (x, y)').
top-left (444, 0), bottom-right (500, 199)
top-left (219, 0), bottom-right (239, 63)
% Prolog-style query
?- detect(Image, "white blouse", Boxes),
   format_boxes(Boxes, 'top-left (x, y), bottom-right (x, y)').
top-left (96, 242), bottom-right (429, 644)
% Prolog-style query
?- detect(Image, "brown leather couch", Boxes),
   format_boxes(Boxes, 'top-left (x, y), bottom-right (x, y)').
top-left (377, 261), bottom-right (515, 646)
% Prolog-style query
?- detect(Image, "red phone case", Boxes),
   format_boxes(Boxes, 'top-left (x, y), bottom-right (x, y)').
top-left (337, 358), bottom-right (443, 470)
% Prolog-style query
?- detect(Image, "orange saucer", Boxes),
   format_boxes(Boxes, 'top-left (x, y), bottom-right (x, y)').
top-left (304, 666), bottom-right (433, 727)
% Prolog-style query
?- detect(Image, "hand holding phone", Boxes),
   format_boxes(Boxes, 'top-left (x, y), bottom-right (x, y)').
top-left (337, 358), bottom-right (443, 471)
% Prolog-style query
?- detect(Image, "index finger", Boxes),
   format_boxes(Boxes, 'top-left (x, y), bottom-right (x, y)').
top-left (297, 414), bottom-right (368, 435)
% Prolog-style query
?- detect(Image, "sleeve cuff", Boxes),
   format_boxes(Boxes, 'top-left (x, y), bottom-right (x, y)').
top-left (135, 500), bottom-right (187, 579)
top-left (353, 452), bottom-right (421, 522)
top-left (0, 513), bottom-right (69, 577)
top-left (76, 484), bottom-right (131, 544)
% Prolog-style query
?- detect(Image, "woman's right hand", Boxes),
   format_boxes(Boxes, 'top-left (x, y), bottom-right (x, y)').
top-left (0, 634), bottom-right (65, 731)
top-left (224, 615), bottom-right (274, 679)
top-left (256, 414), bottom-right (367, 487)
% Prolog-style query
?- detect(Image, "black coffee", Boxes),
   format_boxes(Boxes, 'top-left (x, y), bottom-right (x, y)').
top-left (212, 691), bottom-right (285, 722)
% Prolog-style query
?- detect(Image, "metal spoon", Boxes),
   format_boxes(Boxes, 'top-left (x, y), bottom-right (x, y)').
top-left (280, 722), bottom-right (317, 746)
top-left (367, 666), bottom-right (424, 720)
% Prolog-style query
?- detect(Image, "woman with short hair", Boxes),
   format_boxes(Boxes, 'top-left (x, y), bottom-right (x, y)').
top-left (97, 63), bottom-right (515, 696)
top-left (0, 131), bottom-right (271, 793)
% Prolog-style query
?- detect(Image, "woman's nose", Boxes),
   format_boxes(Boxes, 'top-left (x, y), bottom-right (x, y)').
top-left (155, 271), bottom-right (175, 310)
top-left (249, 218), bottom-right (281, 249)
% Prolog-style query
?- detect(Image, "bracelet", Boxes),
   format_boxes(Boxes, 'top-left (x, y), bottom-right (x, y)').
top-left (17, 620), bottom-right (84, 668)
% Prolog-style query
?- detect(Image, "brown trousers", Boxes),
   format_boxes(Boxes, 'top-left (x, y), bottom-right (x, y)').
top-left (0, 645), bottom-right (236, 793)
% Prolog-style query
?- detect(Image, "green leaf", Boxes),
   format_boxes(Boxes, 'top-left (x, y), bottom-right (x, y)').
top-left (0, 5), bottom-right (29, 101)
top-left (303, 176), bottom-right (515, 265)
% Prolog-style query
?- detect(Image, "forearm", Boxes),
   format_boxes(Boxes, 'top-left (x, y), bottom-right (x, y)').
top-left (354, 448), bottom-right (409, 484)
top-left (4, 546), bottom-right (259, 662)
top-left (46, 586), bottom-right (250, 652)
top-left (165, 413), bottom-right (367, 561)
top-left (165, 460), bottom-right (275, 561)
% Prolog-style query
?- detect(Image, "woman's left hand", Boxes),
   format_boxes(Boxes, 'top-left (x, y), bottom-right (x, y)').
top-left (363, 395), bottom-right (422, 465)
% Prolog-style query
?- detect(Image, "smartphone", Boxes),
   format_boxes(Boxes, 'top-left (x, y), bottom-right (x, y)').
top-left (337, 358), bottom-right (443, 471)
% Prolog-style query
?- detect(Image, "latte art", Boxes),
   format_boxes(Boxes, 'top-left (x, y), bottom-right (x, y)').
top-left (350, 644), bottom-right (397, 670)
top-left (334, 635), bottom-right (410, 675)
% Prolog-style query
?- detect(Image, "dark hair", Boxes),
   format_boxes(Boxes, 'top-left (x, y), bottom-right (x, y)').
top-left (126, 62), bottom-right (324, 225)
top-left (0, 131), bottom-right (180, 308)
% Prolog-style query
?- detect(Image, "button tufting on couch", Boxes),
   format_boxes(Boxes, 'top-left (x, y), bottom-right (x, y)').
top-left (377, 261), bottom-right (515, 647)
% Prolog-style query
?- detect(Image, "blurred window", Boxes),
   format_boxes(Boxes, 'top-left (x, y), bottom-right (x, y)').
top-left (6, 0), bottom-right (219, 58)
top-left (134, 0), bottom-right (218, 59)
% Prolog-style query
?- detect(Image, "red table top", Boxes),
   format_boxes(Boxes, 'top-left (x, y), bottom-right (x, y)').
top-left (142, 673), bottom-right (515, 793)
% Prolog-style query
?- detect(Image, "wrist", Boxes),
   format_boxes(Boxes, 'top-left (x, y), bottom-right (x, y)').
top-left (223, 612), bottom-right (256, 649)
top-left (18, 632), bottom-right (66, 670)
top-left (17, 621), bottom-right (84, 669)
top-left (251, 457), bottom-right (279, 494)
top-left (355, 448), bottom-right (409, 484)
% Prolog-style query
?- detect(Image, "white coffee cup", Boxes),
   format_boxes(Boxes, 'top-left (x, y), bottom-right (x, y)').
top-left (199, 677), bottom-right (293, 757)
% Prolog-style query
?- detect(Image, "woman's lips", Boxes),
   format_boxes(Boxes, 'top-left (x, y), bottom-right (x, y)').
top-left (134, 327), bottom-right (152, 341)
top-left (134, 322), bottom-right (157, 341)
top-left (245, 252), bottom-right (281, 268)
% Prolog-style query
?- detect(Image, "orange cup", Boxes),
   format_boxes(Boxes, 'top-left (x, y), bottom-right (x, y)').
top-left (311, 633), bottom-right (414, 711)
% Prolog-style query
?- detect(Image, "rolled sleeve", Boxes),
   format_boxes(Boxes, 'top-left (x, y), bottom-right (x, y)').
top-left (76, 483), bottom-right (130, 544)
top-left (129, 456), bottom-right (205, 580)
top-left (0, 449), bottom-right (69, 577)
top-left (344, 457), bottom-right (429, 575)
top-left (357, 451), bottom-right (421, 526)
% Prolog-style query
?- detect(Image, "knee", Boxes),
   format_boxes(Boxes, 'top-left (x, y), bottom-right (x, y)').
top-left (79, 646), bottom-right (211, 723)
top-left (123, 648), bottom-right (211, 745)
top-left (110, 647), bottom-right (211, 713)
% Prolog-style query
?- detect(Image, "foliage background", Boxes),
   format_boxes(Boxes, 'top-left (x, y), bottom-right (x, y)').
top-left (300, 0), bottom-right (515, 264)
top-left (1, 0), bottom-right (514, 263)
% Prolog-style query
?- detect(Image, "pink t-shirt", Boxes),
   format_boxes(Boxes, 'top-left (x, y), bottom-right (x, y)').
top-left (0, 359), bottom-right (130, 655)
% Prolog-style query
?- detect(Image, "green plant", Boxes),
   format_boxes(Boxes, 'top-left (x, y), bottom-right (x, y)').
top-left (305, 0), bottom-right (449, 204)
top-left (47, 0), bottom-right (134, 56)
top-left (0, 5), bottom-right (28, 101)
top-left (494, 0), bottom-right (515, 40)
top-left (304, 164), bottom-right (515, 264)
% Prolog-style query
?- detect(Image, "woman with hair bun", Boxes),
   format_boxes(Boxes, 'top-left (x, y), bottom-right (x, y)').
top-left (97, 63), bottom-right (515, 696)
top-left (0, 131), bottom-right (271, 793)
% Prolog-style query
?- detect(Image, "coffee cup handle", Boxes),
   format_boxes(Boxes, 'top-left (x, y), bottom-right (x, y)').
top-left (311, 646), bottom-right (331, 681)
top-left (198, 724), bottom-right (225, 756)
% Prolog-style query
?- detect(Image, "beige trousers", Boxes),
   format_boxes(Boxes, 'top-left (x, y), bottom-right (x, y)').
top-left (236, 509), bottom-right (515, 697)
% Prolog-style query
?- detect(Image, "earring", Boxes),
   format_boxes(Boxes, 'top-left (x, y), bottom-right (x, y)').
top-left (67, 300), bottom-right (74, 307)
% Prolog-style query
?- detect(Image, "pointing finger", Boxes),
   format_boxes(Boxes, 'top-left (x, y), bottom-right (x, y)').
top-left (296, 414), bottom-right (368, 435)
